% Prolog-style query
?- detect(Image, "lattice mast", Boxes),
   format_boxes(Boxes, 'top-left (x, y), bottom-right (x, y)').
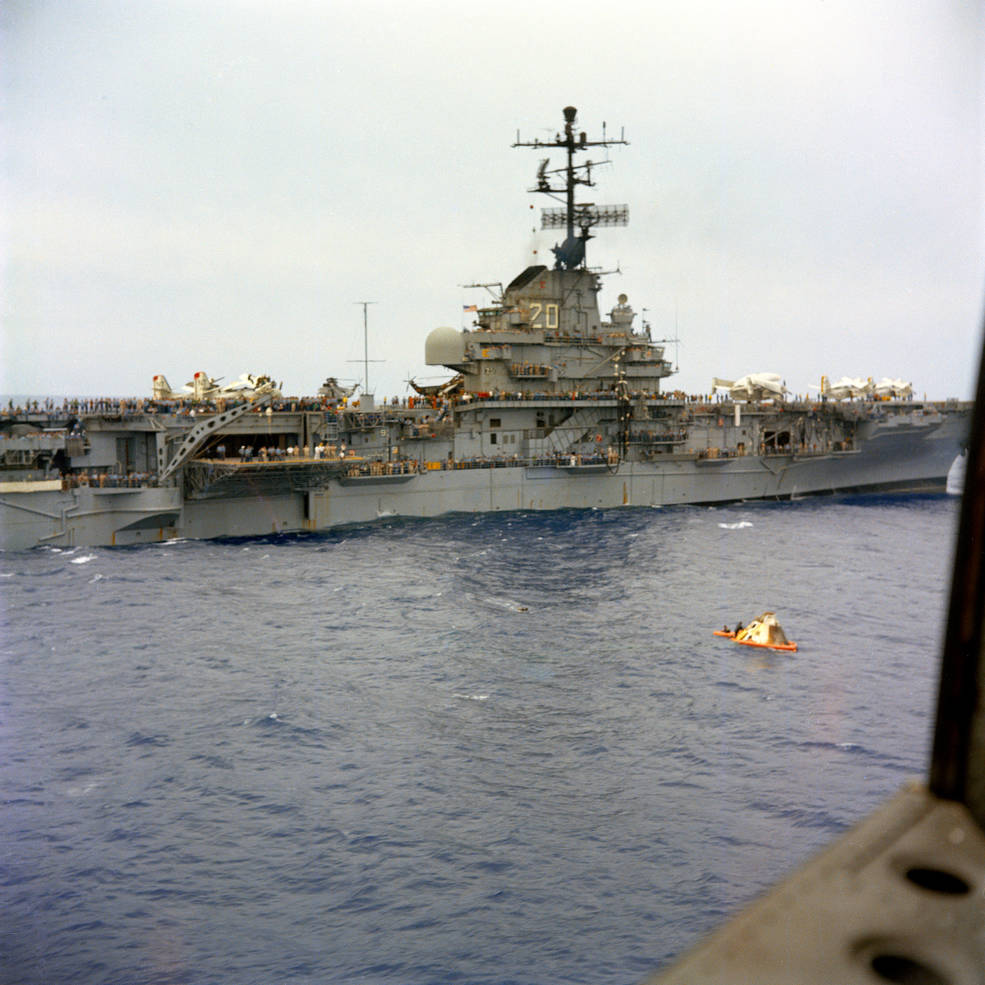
top-left (512, 106), bottom-right (629, 269)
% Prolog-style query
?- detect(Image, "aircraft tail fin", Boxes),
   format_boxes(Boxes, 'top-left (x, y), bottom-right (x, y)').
top-left (152, 374), bottom-right (173, 400)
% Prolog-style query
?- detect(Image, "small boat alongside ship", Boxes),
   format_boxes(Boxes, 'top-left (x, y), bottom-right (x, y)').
top-left (0, 106), bottom-right (971, 552)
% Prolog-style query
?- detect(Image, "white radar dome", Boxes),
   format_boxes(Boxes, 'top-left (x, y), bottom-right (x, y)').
top-left (425, 326), bottom-right (465, 366)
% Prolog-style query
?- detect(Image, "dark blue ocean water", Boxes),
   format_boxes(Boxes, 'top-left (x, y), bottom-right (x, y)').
top-left (0, 495), bottom-right (960, 985)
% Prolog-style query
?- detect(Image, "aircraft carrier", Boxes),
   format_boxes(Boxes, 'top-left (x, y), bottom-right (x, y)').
top-left (0, 107), bottom-right (970, 551)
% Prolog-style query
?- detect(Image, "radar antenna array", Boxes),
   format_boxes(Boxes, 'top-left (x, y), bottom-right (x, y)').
top-left (541, 205), bottom-right (628, 230)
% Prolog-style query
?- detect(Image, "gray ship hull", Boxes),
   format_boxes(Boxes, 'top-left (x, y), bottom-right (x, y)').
top-left (1, 409), bottom-right (962, 551)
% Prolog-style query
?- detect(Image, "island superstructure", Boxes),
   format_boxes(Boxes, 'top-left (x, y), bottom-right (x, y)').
top-left (0, 107), bottom-right (970, 551)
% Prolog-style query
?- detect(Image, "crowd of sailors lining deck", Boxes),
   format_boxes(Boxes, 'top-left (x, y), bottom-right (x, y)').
top-left (3, 386), bottom-right (927, 427)
top-left (24, 439), bottom-right (860, 492)
top-left (61, 471), bottom-right (159, 489)
top-left (2, 395), bottom-right (350, 420)
top-left (199, 445), bottom-right (620, 467)
top-left (193, 436), bottom-right (860, 476)
top-left (212, 443), bottom-right (343, 462)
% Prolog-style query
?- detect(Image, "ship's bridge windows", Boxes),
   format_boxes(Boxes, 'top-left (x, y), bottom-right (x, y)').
top-left (489, 418), bottom-right (502, 428)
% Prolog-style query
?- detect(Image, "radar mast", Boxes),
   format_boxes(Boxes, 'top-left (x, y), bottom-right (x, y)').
top-left (512, 106), bottom-right (629, 270)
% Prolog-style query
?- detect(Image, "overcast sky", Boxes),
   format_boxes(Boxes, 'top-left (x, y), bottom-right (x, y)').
top-left (3, 0), bottom-right (983, 401)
